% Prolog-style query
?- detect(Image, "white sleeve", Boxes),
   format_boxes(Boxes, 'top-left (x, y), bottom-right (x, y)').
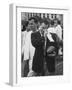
top-left (56, 25), bottom-right (62, 40)
top-left (24, 32), bottom-right (30, 61)
top-left (47, 33), bottom-right (54, 42)
top-left (47, 28), bottom-right (54, 42)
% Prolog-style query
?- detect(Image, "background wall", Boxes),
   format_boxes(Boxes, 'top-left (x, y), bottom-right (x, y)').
top-left (0, 0), bottom-right (72, 89)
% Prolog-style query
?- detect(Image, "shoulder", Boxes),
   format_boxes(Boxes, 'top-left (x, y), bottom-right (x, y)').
top-left (47, 27), bottom-right (56, 33)
top-left (31, 31), bottom-right (40, 36)
top-left (56, 25), bottom-right (62, 29)
top-left (26, 31), bottom-right (32, 37)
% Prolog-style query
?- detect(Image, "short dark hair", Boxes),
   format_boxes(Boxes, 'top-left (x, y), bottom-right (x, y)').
top-left (54, 19), bottom-right (61, 25)
top-left (28, 17), bottom-right (38, 24)
top-left (51, 20), bottom-right (54, 25)
top-left (34, 16), bottom-right (42, 23)
top-left (21, 21), bottom-right (29, 31)
top-left (41, 19), bottom-right (49, 25)
top-left (54, 19), bottom-right (58, 23)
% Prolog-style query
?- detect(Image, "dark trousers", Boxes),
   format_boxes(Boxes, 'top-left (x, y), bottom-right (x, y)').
top-left (46, 56), bottom-right (55, 73)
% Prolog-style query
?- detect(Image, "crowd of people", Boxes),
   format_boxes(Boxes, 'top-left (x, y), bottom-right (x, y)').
top-left (21, 15), bottom-right (63, 77)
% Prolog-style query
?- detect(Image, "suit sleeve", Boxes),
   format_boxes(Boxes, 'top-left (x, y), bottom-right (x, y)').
top-left (31, 32), bottom-right (45, 48)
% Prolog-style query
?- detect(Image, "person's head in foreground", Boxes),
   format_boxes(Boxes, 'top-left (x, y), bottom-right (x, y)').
top-left (28, 17), bottom-right (38, 32)
top-left (39, 19), bottom-right (49, 35)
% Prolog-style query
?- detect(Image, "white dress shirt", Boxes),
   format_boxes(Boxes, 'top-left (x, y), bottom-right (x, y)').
top-left (24, 31), bottom-right (35, 71)
top-left (21, 30), bottom-right (29, 54)
top-left (47, 25), bottom-right (62, 42)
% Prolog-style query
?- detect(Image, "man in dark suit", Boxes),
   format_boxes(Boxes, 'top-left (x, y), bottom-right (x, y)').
top-left (31, 20), bottom-right (49, 76)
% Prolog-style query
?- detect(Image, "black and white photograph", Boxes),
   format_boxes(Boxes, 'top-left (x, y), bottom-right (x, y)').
top-left (9, 4), bottom-right (70, 86)
top-left (21, 12), bottom-right (63, 77)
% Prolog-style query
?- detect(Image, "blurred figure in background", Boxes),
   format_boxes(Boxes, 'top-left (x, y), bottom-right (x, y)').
top-left (47, 19), bottom-right (63, 55)
top-left (54, 19), bottom-right (62, 41)
top-left (54, 19), bottom-right (63, 55)
top-left (47, 20), bottom-right (56, 42)
top-left (34, 16), bottom-right (42, 29)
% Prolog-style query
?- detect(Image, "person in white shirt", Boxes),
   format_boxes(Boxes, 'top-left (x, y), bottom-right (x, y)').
top-left (47, 20), bottom-right (56, 42)
top-left (21, 21), bottom-right (31, 77)
top-left (54, 19), bottom-right (63, 55)
top-left (54, 19), bottom-right (62, 41)
top-left (47, 19), bottom-right (63, 55)
top-left (21, 28), bottom-right (30, 55)
top-left (47, 19), bottom-right (62, 41)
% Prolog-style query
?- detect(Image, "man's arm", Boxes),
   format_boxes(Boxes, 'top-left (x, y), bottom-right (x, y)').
top-left (31, 32), bottom-right (45, 48)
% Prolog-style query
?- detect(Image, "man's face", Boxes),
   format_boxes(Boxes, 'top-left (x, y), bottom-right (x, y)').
top-left (54, 20), bottom-right (58, 27)
top-left (28, 19), bottom-right (37, 32)
top-left (39, 23), bottom-right (48, 32)
top-left (39, 23), bottom-right (48, 35)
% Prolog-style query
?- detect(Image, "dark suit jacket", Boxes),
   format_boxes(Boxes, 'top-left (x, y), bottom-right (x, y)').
top-left (31, 31), bottom-right (58, 73)
top-left (31, 31), bottom-right (45, 73)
